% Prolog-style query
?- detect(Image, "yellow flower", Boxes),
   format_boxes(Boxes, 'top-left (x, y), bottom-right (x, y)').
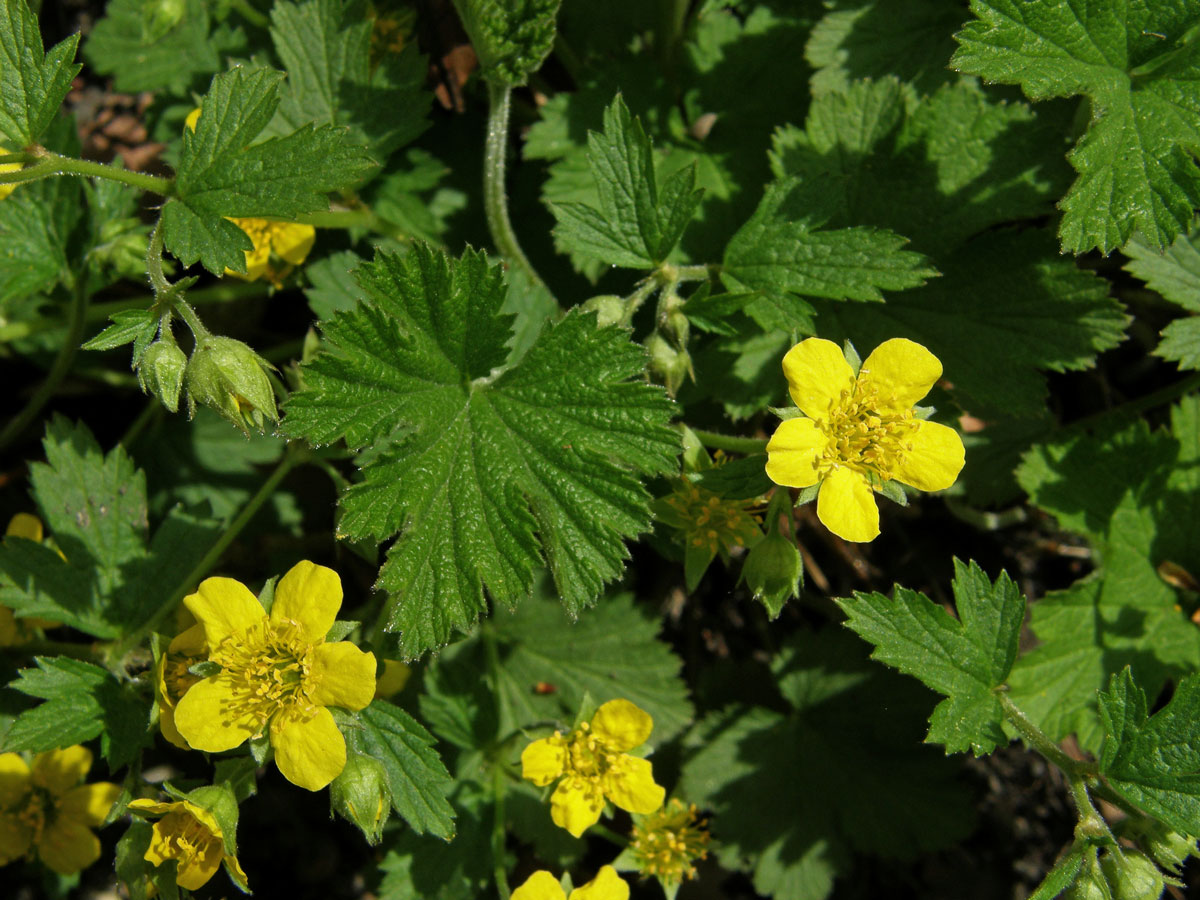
top-left (765, 337), bottom-right (964, 542)
top-left (521, 699), bottom-right (665, 838)
top-left (225, 217), bottom-right (316, 288)
top-left (127, 797), bottom-right (247, 891)
top-left (154, 622), bottom-right (207, 749)
top-left (172, 561), bottom-right (378, 791)
top-left (628, 798), bottom-right (710, 887)
top-left (0, 746), bottom-right (120, 874)
top-left (512, 865), bottom-right (630, 900)
top-left (0, 146), bottom-right (20, 200)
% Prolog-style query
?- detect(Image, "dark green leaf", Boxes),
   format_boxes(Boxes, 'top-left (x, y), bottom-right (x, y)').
top-left (450, 0), bottom-right (561, 86)
top-left (83, 0), bottom-right (223, 94)
top-left (0, 0), bottom-right (81, 145)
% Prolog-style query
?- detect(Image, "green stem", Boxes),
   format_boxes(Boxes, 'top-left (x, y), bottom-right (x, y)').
top-left (108, 445), bottom-right (303, 664)
top-left (297, 208), bottom-right (411, 242)
top-left (229, 0), bottom-right (270, 27)
top-left (491, 762), bottom-right (511, 900)
top-left (27, 152), bottom-right (174, 195)
top-left (998, 692), bottom-right (1097, 778)
top-left (1060, 373), bottom-right (1200, 435)
top-left (483, 81), bottom-right (546, 293)
top-left (172, 298), bottom-right (209, 341)
top-left (690, 428), bottom-right (768, 455)
top-left (0, 278), bottom-right (90, 452)
top-left (620, 280), bottom-right (659, 327)
top-left (589, 822), bottom-right (629, 848)
top-left (670, 264), bottom-right (715, 283)
top-left (145, 217), bottom-right (171, 296)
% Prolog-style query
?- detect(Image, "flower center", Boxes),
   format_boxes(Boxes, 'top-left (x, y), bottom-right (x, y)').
top-left (818, 380), bottom-right (916, 482)
top-left (563, 722), bottom-right (616, 779)
top-left (211, 618), bottom-right (317, 732)
top-left (11, 788), bottom-right (51, 848)
top-left (630, 799), bottom-right (710, 884)
top-left (160, 809), bottom-right (219, 860)
top-left (163, 650), bottom-right (203, 705)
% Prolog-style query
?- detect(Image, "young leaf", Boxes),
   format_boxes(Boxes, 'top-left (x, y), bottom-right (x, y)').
top-left (160, 66), bottom-right (375, 274)
top-left (267, 0), bottom-right (430, 162)
top-left (952, 0), bottom-right (1200, 253)
top-left (1099, 668), bottom-right (1200, 838)
top-left (83, 0), bottom-right (224, 94)
top-left (82, 309), bottom-right (158, 356)
top-left (348, 700), bottom-right (455, 838)
top-left (284, 244), bottom-right (678, 657)
top-left (835, 560), bottom-right (1025, 755)
top-left (451, 0), bottom-right (561, 86)
top-left (551, 94), bottom-right (703, 269)
top-left (3, 656), bottom-right (150, 768)
top-left (0, 0), bottom-right (81, 146)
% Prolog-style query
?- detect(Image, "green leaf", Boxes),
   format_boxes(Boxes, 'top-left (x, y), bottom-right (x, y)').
top-left (1027, 846), bottom-right (1087, 900)
top-left (812, 228), bottom-right (1129, 417)
top-left (161, 66), bottom-right (375, 274)
top-left (284, 244), bottom-right (678, 657)
top-left (348, 700), bottom-right (455, 838)
top-left (551, 95), bottom-right (703, 270)
top-left (0, 0), bottom-right (81, 145)
top-left (952, 0), bottom-right (1200, 253)
top-left (305, 249), bottom-right (366, 321)
top-left (83, 0), bottom-right (224, 94)
top-left (2, 656), bottom-right (150, 768)
top-left (1099, 668), bottom-right (1200, 838)
top-left (722, 177), bottom-right (937, 332)
top-left (1124, 221), bottom-right (1200, 312)
top-left (450, 0), bottom-right (561, 86)
top-left (82, 309), bottom-right (158, 354)
top-left (836, 560), bottom-right (1024, 755)
top-left (267, 0), bottom-right (430, 163)
top-left (679, 630), bottom-right (973, 900)
top-left (1157, 316), bottom-right (1200, 370)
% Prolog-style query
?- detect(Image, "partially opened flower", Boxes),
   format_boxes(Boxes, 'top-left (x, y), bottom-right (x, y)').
top-left (172, 561), bottom-right (377, 790)
top-left (0, 746), bottom-right (120, 874)
top-left (127, 795), bottom-right (247, 891)
top-left (765, 337), bottom-right (964, 542)
top-left (521, 699), bottom-right (665, 838)
top-left (512, 865), bottom-right (630, 900)
top-left (225, 217), bottom-right (316, 287)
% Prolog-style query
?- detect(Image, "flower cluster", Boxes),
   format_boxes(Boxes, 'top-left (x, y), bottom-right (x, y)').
top-left (765, 337), bottom-right (964, 542)
top-left (627, 798), bottom-right (710, 887)
top-left (0, 746), bottom-right (120, 874)
top-left (522, 699), bottom-right (665, 838)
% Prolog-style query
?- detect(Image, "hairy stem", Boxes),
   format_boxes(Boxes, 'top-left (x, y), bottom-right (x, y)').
top-left (998, 692), bottom-right (1097, 778)
top-left (0, 278), bottom-right (90, 452)
top-left (6, 151), bottom-right (176, 195)
top-left (483, 81), bottom-right (545, 292)
top-left (691, 428), bottom-right (768, 455)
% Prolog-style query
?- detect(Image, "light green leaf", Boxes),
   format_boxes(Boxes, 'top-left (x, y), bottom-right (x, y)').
top-left (82, 309), bottom-right (158, 355)
top-left (1157, 316), bottom-right (1200, 370)
top-left (952, 0), bottom-right (1200, 253)
top-left (1099, 668), bottom-right (1200, 838)
top-left (836, 560), bottom-right (1024, 755)
top-left (267, 0), bottom-right (430, 163)
top-left (450, 0), bottom-right (561, 86)
top-left (83, 0), bottom-right (224, 94)
top-left (2, 656), bottom-right (149, 768)
top-left (161, 66), bottom-right (375, 274)
top-left (349, 700), bottom-right (455, 838)
top-left (551, 94), bottom-right (703, 269)
top-left (0, 0), bottom-right (81, 145)
top-left (284, 244), bottom-right (678, 657)
top-left (1124, 221), bottom-right (1200, 312)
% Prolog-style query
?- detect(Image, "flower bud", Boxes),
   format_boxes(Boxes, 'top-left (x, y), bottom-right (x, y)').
top-left (138, 339), bottom-right (188, 413)
top-left (1099, 848), bottom-right (1169, 900)
top-left (666, 308), bottom-right (690, 345)
top-left (1063, 852), bottom-right (1110, 900)
top-left (580, 294), bottom-right (625, 328)
top-left (330, 752), bottom-right (391, 845)
top-left (740, 530), bottom-right (802, 618)
top-left (185, 335), bottom-right (278, 434)
top-left (1118, 818), bottom-right (1196, 874)
top-left (647, 333), bottom-right (692, 397)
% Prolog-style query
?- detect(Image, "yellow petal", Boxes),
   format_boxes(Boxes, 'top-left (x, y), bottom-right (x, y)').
top-left (270, 222), bottom-right (316, 265)
top-left (170, 824), bottom-right (224, 890)
top-left (816, 467), bottom-right (880, 542)
top-left (858, 338), bottom-right (942, 411)
top-left (31, 745), bottom-right (92, 795)
top-left (0, 752), bottom-right (31, 808)
top-left (37, 818), bottom-right (101, 874)
top-left (521, 736), bottom-right (566, 786)
top-left (512, 870), bottom-right (567, 900)
top-left (127, 798), bottom-right (176, 818)
top-left (184, 107), bottom-right (201, 131)
top-left (549, 776), bottom-right (605, 838)
top-left (765, 417), bottom-right (826, 488)
top-left (184, 576), bottom-right (264, 647)
top-left (309, 642), bottom-right (377, 711)
top-left (590, 699), bottom-right (652, 752)
top-left (271, 706), bottom-right (347, 791)
top-left (271, 560), bottom-right (342, 643)
top-left (59, 781), bottom-right (120, 827)
top-left (173, 672), bottom-right (262, 752)
top-left (570, 866), bottom-right (630, 900)
top-left (168, 622), bottom-right (207, 655)
top-left (892, 419), bottom-right (964, 492)
top-left (601, 755), bottom-right (664, 815)
top-left (0, 812), bottom-right (32, 865)
top-left (5, 512), bottom-right (43, 541)
top-left (374, 659), bottom-right (412, 699)
top-left (781, 338), bottom-right (855, 422)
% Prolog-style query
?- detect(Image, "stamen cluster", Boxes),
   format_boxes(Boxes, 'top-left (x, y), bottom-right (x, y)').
top-left (629, 799), bottom-right (710, 885)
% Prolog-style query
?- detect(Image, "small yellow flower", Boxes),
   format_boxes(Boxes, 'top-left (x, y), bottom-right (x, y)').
top-left (765, 337), bottom-right (964, 542)
top-left (513, 865), bottom-right (630, 900)
top-left (225, 217), bottom-right (316, 287)
top-left (154, 622), bottom-right (207, 749)
top-left (628, 798), bottom-right (710, 888)
top-left (127, 797), bottom-right (247, 891)
top-left (0, 746), bottom-right (121, 874)
top-left (172, 561), bottom-right (378, 791)
top-left (521, 699), bottom-right (665, 838)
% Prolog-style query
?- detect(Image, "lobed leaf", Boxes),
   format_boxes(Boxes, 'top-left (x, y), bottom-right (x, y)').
top-left (450, 0), bottom-right (562, 86)
top-left (0, 0), bottom-right (81, 146)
